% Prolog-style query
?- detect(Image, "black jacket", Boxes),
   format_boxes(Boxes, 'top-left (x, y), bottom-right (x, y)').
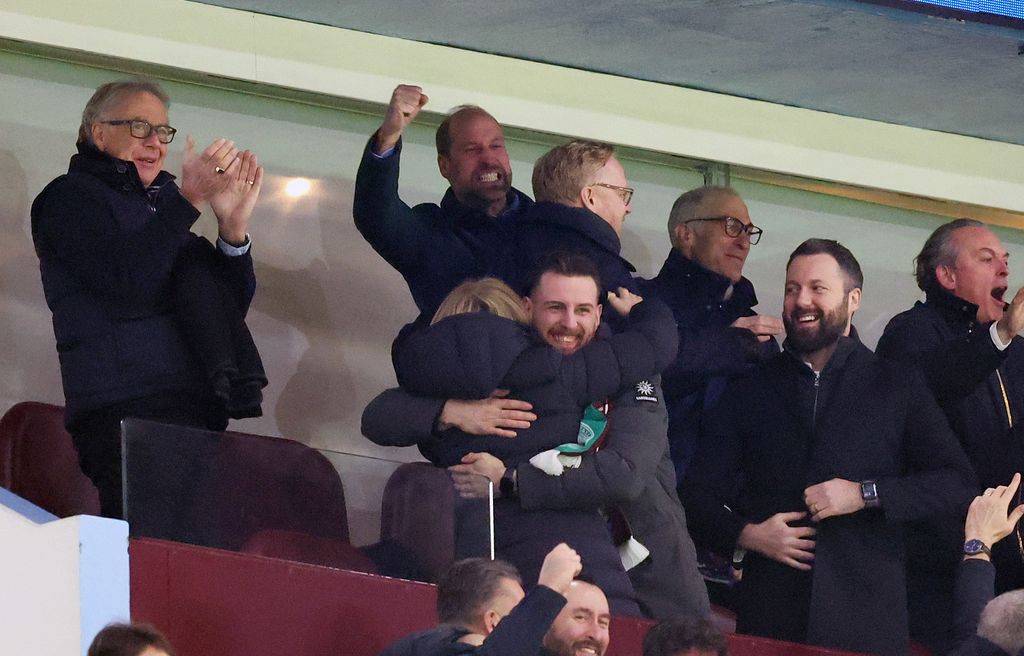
top-left (377, 585), bottom-right (566, 656)
top-left (509, 202), bottom-right (638, 318)
top-left (639, 250), bottom-right (777, 482)
top-left (681, 336), bottom-right (976, 655)
top-left (31, 143), bottom-right (255, 427)
top-left (353, 137), bottom-right (532, 321)
top-left (951, 559), bottom-right (1004, 656)
top-left (877, 287), bottom-right (1024, 592)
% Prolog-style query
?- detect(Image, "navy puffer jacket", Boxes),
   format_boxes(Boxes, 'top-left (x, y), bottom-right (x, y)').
top-left (393, 298), bottom-right (678, 466)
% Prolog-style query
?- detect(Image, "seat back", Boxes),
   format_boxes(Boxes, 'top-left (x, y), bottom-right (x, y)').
top-left (123, 418), bottom-right (350, 551)
top-left (0, 401), bottom-right (99, 517)
top-left (379, 462), bottom-right (456, 581)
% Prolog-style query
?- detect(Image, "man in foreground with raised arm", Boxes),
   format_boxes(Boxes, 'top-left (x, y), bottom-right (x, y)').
top-left (681, 238), bottom-right (975, 655)
top-left (353, 84), bottom-right (533, 321)
top-left (378, 543), bottom-right (581, 656)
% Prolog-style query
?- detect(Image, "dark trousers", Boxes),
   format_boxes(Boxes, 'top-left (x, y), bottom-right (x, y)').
top-left (70, 390), bottom-right (226, 519)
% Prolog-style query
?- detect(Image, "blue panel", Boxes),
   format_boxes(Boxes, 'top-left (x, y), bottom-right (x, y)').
top-left (906, 0), bottom-right (1024, 18)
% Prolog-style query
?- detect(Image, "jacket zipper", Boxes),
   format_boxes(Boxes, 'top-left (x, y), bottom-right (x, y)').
top-left (812, 371), bottom-right (821, 427)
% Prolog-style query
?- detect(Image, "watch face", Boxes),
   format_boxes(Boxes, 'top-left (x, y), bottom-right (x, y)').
top-left (964, 539), bottom-right (987, 555)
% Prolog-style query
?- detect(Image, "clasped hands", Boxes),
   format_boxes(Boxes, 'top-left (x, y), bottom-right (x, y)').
top-left (739, 478), bottom-right (863, 571)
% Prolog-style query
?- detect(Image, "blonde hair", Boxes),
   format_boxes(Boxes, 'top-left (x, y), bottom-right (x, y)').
top-left (432, 278), bottom-right (528, 325)
top-left (532, 140), bottom-right (614, 205)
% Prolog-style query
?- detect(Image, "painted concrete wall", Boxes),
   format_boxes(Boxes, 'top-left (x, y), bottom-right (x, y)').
top-left (0, 489), bottom-right (130, 655)
top-left (2, 49), bottom-right (1022, 546)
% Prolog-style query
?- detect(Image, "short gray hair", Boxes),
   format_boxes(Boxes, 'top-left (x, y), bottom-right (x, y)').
top-left (78, 79), bottom-right (170, 145)
top-left (667, 186), bottom-right (740, 248)
top-left (977, 588), bottom-right (1024, 654)
top-left (913, 218), bottom-right (985, 293)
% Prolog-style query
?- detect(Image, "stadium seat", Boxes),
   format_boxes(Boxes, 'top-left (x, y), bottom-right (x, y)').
top-left (380, 462), bottom-right (457, 581)
top-left (0, 401), bottom-right (99, 517)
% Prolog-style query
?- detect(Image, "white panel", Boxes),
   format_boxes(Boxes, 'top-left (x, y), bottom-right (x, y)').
top-left (0, 492), bottom-right (130, 656)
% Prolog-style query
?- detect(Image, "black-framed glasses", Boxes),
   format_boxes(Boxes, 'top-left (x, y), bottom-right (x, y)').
top-left (589, 182), bottom-right (634, 206)
top-left (101, 119), bottom-right (177, 144)
top-left (684, 216), bottom-right (763, 245)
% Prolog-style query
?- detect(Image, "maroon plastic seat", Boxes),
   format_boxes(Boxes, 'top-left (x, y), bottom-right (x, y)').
top-left (123, 419), bottom-right (353, 553)
top-left (379, 462), bottom-right (456, 581)
top-left (0, 401), bottom-right (99, 517)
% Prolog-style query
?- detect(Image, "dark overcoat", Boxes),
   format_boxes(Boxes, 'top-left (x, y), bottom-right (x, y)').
top-left (639, 249), bottom-right (778, 482)
top-left (878, 287), bottom-right (1024, 592)
top-left (682, 337), bottom-right (976, 655)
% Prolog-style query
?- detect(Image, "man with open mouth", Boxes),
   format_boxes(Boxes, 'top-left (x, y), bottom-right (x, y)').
top-left (878, 218), bottom-right (1024, 650)
top-left (354, 84), bottom-right (533, 324)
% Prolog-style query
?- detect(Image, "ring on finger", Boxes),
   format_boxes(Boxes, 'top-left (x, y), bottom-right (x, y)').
top-left (246, 179), bottom-right (255, 185)
top-left (215, 166), bottom-right (226, 174)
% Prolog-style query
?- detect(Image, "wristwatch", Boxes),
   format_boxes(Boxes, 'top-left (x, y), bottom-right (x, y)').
top-left (860, 480), bottom-right (880, 509)
top-left (499, 467), bottom-right (518, 499)
top-left (963, 539), bottom-right (991, 558)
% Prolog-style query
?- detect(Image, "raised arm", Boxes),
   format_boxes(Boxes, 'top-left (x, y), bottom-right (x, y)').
top-left (352, 84), bottom-right (433, 271)
top-left (876, 308), bottom-right (1010, 406)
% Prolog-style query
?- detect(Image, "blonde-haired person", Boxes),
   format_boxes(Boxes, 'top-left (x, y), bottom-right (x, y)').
top-left (432, 278), bottom-right (528, 325)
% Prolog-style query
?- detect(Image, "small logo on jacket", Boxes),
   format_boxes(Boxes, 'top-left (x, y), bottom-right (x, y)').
top-left (635, 380), bottom-right (658, 403)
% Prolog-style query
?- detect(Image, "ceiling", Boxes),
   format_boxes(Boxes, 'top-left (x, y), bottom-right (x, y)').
top-left (195, 0), bottom-right (1023, 146)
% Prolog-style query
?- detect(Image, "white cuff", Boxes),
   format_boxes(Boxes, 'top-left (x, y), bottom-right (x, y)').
top-left (990, 321), bottom-right (1011, 351)
top-left (217, 234), bottom-right (251, 256)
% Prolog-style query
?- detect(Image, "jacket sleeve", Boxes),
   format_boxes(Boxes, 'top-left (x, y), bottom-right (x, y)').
top-left (661, 324), bottom-right (777, 396)
top-left (361, 387), bottom-right (445, 449)
top-left (876, 311), bottom-right (1006, 406)
top-left (476, 586), bottom-right (566, 656)
top-left (516, 298), bottom-right (679, 407)
top-left (951, 559), bottom-right (996, 651)
top-left (211, 242), bottom-right (256, 313)
top-left (515, 378), bottom-right (667, 510)
top-left (678, 384), bottom-right (752, 556)
top-left (31, 175), bottom-right (199, 308)
top-left (875, 369), bottom-right (978, 523)
top-left (352, 137), bottom-right (431, 272)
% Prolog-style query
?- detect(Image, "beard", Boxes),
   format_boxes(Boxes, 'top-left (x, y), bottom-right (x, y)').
top-left (784, 297), bottom-right (850, 356)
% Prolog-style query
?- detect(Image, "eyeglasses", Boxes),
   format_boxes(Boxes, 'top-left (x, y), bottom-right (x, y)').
top-left (684, 216), bottom-right (763, 245)
top-left (589, 182), bottom-right (634, 206)
top-left (100, 119), bottom-right (177, 144)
